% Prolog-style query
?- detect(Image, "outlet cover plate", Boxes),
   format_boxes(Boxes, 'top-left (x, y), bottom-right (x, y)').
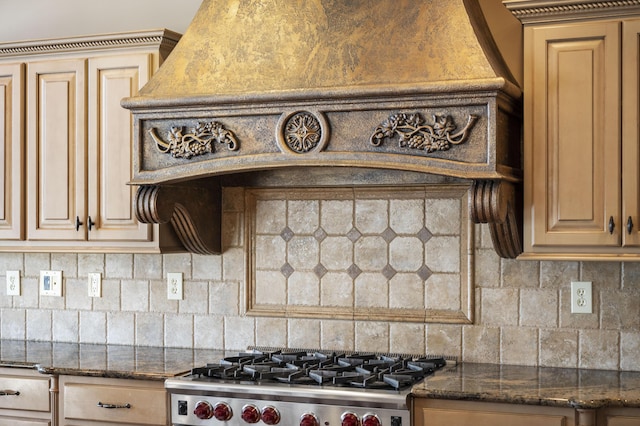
top-left (167, 272), bottom-right (183, 300)
top-left (88, 273), bottom-right (102, 298)
top-left (6, 270), bottom-right (20, 296)
top-left (40, 270), bottom-right (63, 297)
top-left (571, 281), bottom-right (592, 314)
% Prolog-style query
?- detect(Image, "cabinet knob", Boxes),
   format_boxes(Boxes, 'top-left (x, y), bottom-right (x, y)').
top-left (75, 216), bottom-right (83, 231)
top-left (88, 216), bottom-right (96, 231)
top-left (628, 216), bottom-right (634, 234)
top-left (609, 216), bottom-right (615, 234)
top-left (0, 390), bottom-right (19, 396)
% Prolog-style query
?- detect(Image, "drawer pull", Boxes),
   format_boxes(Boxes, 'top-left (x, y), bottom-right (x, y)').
top-left (0, 390), bottom-right (19, 396)
top-left (97, 401), bottom-right (131, 409)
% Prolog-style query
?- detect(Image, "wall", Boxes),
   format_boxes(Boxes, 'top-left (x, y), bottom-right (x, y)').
top-left (0, 0), bottom-right (202, 42)
top-left (480, 0), bottom-right (523, 87)
top-left (1, 186), bottom-right (639, 372)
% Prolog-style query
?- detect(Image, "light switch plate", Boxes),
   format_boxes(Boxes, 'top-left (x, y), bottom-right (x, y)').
top-left (6, 270), bottom-right (20, 296)
top-left (167, 272), bottom-right (183, 300)
top-left (40, 270), bottom-right (63, 297)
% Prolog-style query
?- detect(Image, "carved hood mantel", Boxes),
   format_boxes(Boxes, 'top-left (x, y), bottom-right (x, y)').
top-left (122, 0), bottom-right (523, 258)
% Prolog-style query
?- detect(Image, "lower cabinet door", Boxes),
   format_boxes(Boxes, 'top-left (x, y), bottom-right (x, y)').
top-left (599, 408), bottom-right (640, 426)
top-left (413, 399), bottom-right (575, 426)
top-left (607, 418), bottom-right (640, 426)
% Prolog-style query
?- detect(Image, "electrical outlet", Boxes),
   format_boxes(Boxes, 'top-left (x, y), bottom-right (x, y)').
top-left (40, 270), bottom-right (63, 297)
top-left (6, 270), bottom-right (20, 296)
top-left (571, 281), bottom-right (592, 314)
top-left (88, 273), bottom-right (102, 298)
top-left (167, 272), bottom-right (183, 300)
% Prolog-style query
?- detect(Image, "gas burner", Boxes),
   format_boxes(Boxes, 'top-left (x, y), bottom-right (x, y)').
top-left (188, 349), bottom-right (447, 391)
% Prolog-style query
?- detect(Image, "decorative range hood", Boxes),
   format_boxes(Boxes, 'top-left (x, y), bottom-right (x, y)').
top-left (122, 0), bottom-right (523, 258)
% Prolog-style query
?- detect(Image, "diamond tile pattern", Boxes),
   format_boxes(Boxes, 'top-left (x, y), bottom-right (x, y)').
top-left (417, 265), bottom-right (433, 281)
top-left (382, 264), bottom-right (397, 280)
top-left (280, 227), bottom-right (294, 242)
top-left (347, 264), bottom-right (363, 279)
top-left (417, 227), bottom-right (433, 243)
top-left (381, 227), bottom-right (397, 243)
top-left (346, 228), bottom-right (362, 242)
top-left (314, 227), bottom-right (328, 242)
top-left (280, 263), bottom-right (294, 278)
top-left (314, 263), bottom-right (328, 278)
top-left (248, 186), bottom-right (470, 323)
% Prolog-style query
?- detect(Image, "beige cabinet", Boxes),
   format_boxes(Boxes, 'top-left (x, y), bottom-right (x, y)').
top-left (0, 63), bottom-right (24, 241)
top-left (0, 367), bottom-right (55, 425)
top-left (0, 30), bottom-right (181, 252)
top-left (413, 398), bottom-right (576, 426)
top-left (27, 54), bottom-right (151, 243)
top-left (58, 375), bottom-right (167, 426)
top-left (0, 30), bottom-right (183, 252)
top-left (512, 2), bottom-right (640, 260)
top-left (525, 20), bottom-right (620, 251)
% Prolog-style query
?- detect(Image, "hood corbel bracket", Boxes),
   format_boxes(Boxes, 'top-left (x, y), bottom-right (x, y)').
top-left (471, 180), bottom-right (523, 259)
top-left (134, 181), bottom-right (222, 255)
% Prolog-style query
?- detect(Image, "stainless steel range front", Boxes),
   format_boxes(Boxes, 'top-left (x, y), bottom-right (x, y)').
top-left (166, 348), bottom-right (450, 426)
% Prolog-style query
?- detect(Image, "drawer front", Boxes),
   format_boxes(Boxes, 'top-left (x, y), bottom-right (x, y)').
top-left (0, 375), bottom-right (50, 411)
top-left (63, 382), bottom-right (166, 425)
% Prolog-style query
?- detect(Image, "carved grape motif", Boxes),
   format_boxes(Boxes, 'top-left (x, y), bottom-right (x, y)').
top-left (370, 113), bottom-right (478, 153)
top-left (149, 121), bottom-right (239, 159)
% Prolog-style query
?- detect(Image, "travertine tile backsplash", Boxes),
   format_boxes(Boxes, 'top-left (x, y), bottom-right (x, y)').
top-left (1, 186), bottom-right (639, 371)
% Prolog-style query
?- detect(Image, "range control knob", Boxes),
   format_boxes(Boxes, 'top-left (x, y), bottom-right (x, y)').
top-left (261, 406), bottom-right (281, 425)
top-left (362, 413), bottom-right (382, 426)
top-left (213, 402), bottom-right (233, 421)
top-left (300, 412), bottom-right (320, 426)
top-left (193, 401), bottom-right (214, 420)
top-left (341, 412), bottom-right (361, 426)
top-left (241, 404), bottom-right (261, 423)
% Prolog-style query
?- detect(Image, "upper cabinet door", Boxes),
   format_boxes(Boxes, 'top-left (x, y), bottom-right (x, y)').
top-left (0, 63), bottom-right (24, 240)
top-left (525, 21), bottom-right (621, 249)
top-left (87, 54), bottom-right (152, 242)
top-left (622, 19), bottom-right (640, 247)
top-left (26, 59), bottom-right (86, 241)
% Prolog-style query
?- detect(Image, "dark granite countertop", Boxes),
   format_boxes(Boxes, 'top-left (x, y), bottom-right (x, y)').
top-left (5, 340), bottom-right (639, 406)
top-left (0, 340), bottom-right (224, 381)
top-left (412, 362), bottom-right (640, 409)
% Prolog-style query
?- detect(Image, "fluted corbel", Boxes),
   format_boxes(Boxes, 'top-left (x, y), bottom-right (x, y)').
top-left (470, 180), bottom-right (522, 259)
top-left (134, 181), bottom-right (222, 255)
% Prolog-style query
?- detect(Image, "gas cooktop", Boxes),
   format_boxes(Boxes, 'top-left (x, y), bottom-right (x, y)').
top-left (166, 348), bottom-right (453, 426)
